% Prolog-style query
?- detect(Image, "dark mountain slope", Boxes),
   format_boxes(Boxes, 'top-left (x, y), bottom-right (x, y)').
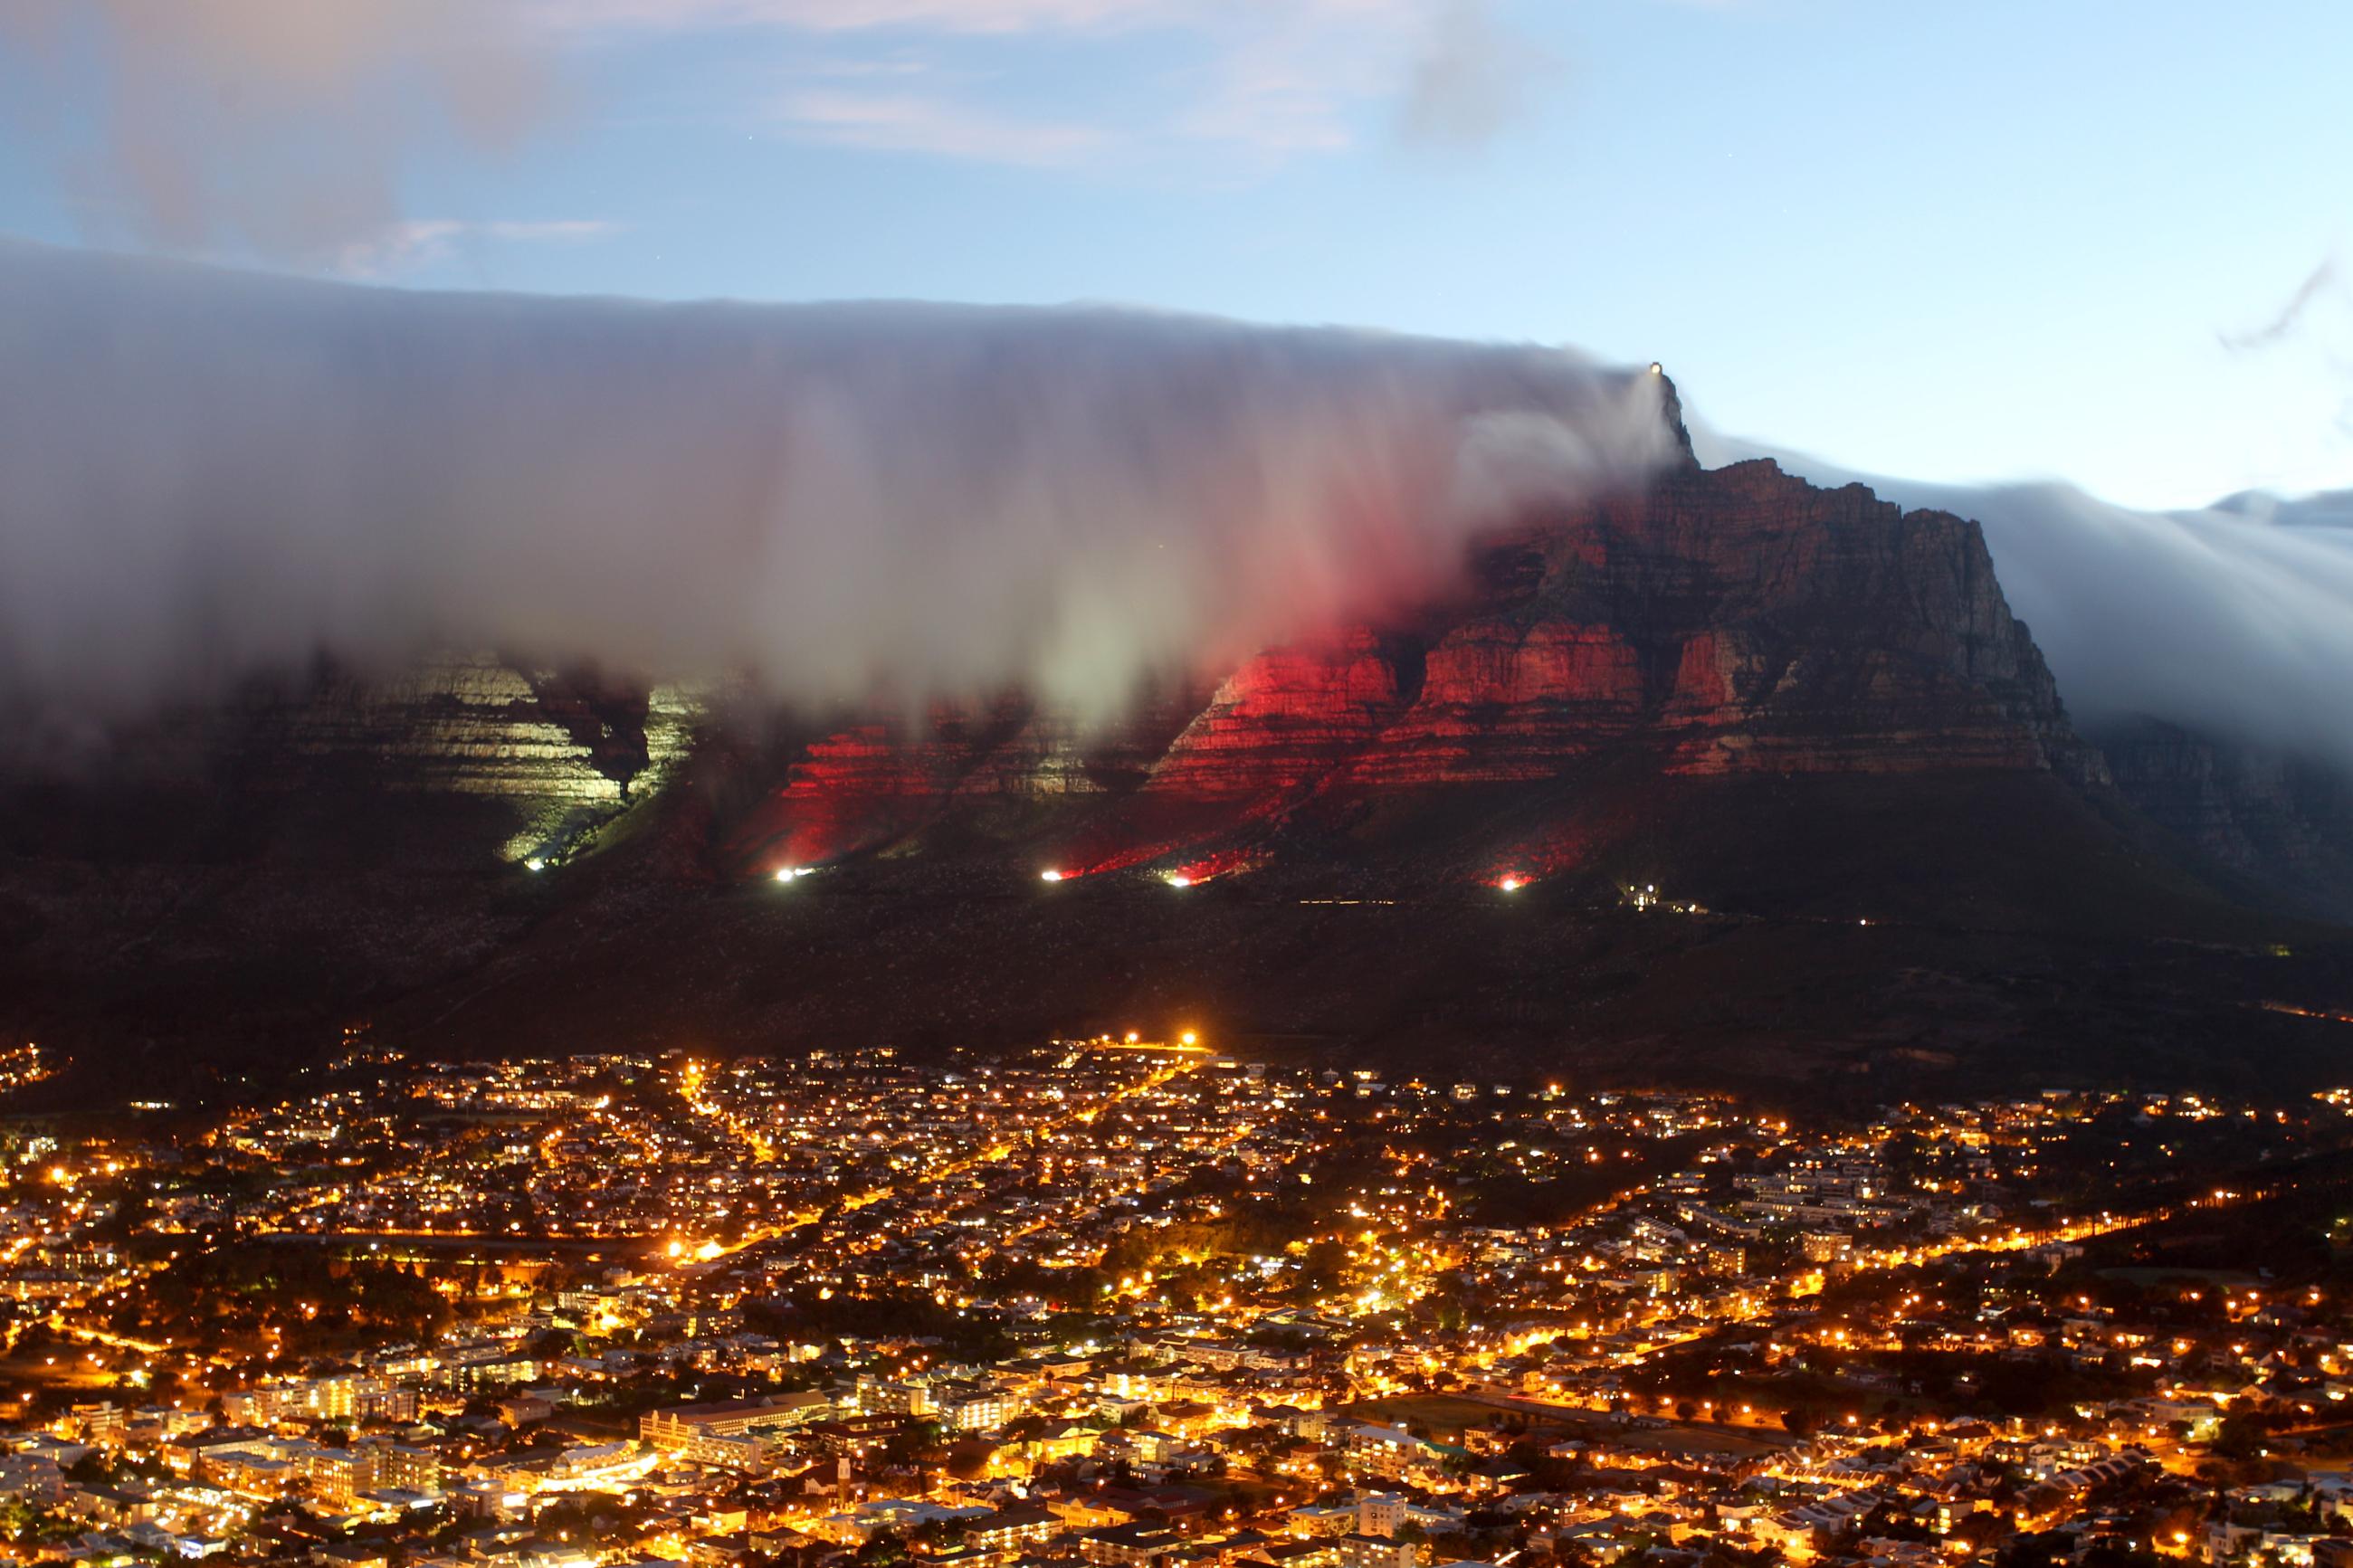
top-left (5, 456), bottom-right (2351, 1104)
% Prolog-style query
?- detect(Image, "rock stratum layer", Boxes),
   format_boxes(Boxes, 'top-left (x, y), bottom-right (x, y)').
top-left (727, 457), bottom-right (2102, 878)
top-left (6, 448), bottom-right (2353, 1101)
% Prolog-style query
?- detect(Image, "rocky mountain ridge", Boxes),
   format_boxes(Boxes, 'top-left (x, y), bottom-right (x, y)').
top-left (5, 447), bottom-right (2352, 1098)
top-left (725, 456), bottom-right (2103, 881)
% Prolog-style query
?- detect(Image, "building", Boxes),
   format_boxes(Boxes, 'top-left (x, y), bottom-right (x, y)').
top-left (1337, 1535), bottom-right (1420, 1568)
top-left (965, 1506), bottom-right (1062, 1555)
top-left (1799, 1232), bottom-right (1853, 1265)
top-left (1080, 1524), bottom-right (1186, 1567)
top-left (640, 1392), bottom-right (833, 1468)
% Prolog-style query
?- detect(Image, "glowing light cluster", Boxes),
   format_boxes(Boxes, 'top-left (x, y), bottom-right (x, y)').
top-left (1164, 849), bottom-right (1265, 889)
top-left (1040, 869), bottom-right (1064, 883)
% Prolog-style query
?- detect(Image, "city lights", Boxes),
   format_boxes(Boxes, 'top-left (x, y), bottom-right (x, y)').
top-left (5, 1045), bottom-right (2313, 1564)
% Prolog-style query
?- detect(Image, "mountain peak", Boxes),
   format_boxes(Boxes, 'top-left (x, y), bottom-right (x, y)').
top-left (1649, 362), bottom-right (1699, 467)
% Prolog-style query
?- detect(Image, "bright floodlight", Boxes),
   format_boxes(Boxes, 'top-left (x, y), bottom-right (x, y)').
top-left (1167, 874), bottom-right (1192, 889)
top-left (1180, 1031), bottom-right (1198, 1047)
top-left (773, 867), bottom-right (800, 883)
top-left (1649, 361), bottom-right (1663, 375)
top-left (1499, 876), bottom-right (1524, 892)
top-left (1040, 870), bottom-right (1064, 883)
top-left (524, 858), bottom-right (546, 872)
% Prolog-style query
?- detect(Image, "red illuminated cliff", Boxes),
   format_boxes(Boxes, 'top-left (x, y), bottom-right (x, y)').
top-left (12, 442), bottom-right (2351, 1098)
top-left (727, 452), bottom-right (2099, 876)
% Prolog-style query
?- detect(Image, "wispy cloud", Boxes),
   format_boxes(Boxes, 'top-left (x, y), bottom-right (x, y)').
top-left (0, 0), bottom-right (551, 261)
top-left (550, 0), bottom-right (1176, 31)
top-left (775, 89), bottom-right (1109, 165)
top-left (0, 242), bottom-right (1678, 735)
top-left (594, 0), bottom-right (1542, 163)
top-left (333, 217), bottom-right (621, 279)
top-left (1176, 48), bottom-right (1367, 157)
top-left (2221, 257), bottom-right (2353, 442)
top-left (0, 0), bottom-right (1550, 266)
top-left (1396, 0), bottom-right (1560, 151)
top-left (2222, 257), bottom-right (2343, 353)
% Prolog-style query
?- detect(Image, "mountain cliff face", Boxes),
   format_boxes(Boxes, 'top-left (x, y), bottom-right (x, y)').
top-left (227, 654), bottom-right (701, 863)
top-left (0, 656), bottom-right (699, 1080)
top-left (11, 448), bottom-right (2352, 1101)
top-left (1, 653), bottom-right (697, 866)
top-left (726, 456), bottom-right (2101, 878)
top-left (2092, 716), bottom-right (2353, 920)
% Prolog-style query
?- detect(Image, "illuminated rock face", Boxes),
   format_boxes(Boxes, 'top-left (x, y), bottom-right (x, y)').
top-left (1603, 459), bottom-right (2088, 779)
top-left (737, 455), bottom-right (2093, 864)
top-left (225, 652), bottom-right (698, 862)
top-left (289, 451), bottom-right (2082, 872)
top-left (1346, 620), bottom-right (1644, 784)
top-left (1359, 459), bottom-right (2086, 785)
top-left (725, 689), bottom-right (1213, 869)
top-left (1145, 631), bottom-right (1411, 801)
top-left (731, 702), bottom-right (1106, 869)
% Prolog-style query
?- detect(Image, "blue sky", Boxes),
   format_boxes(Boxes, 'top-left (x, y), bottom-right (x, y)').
top-left (2, 0), bottom-right (2348, 508)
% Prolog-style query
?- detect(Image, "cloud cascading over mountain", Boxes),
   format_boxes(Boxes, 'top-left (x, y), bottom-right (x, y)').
top-left (9, 237), bottom-right (2351, 784)
top-left (0, 241), bottom-right (1677, 735)
top-left (1690, 424), bottom-right (2353, 771)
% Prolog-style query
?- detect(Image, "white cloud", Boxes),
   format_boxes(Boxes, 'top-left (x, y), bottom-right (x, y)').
top-left (0, 0), bottom-right (549, 259)
top-left (1176, 47), bottom-right (1369, 157)
top-left (0, 0), bottom-right (1545, 263)
top-left (776, 90), bottom-right (1110, 165)
top-left (1396, 0), bottom-right (1559, 150)
top-left (0, 242), bottom-right (1679, 736)
top-left (550, 0), bottom-right (1177, 31)
top-left (581, 0), bottom-right (1535, 161)
top-left (333, 218), bottom-right (621, 279)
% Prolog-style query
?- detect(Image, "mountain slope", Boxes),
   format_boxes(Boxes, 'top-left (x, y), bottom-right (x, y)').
top-left (723, 455), bottom-right (2103, 884)
top-left (5, 453), bottom-right (2349, 1104)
